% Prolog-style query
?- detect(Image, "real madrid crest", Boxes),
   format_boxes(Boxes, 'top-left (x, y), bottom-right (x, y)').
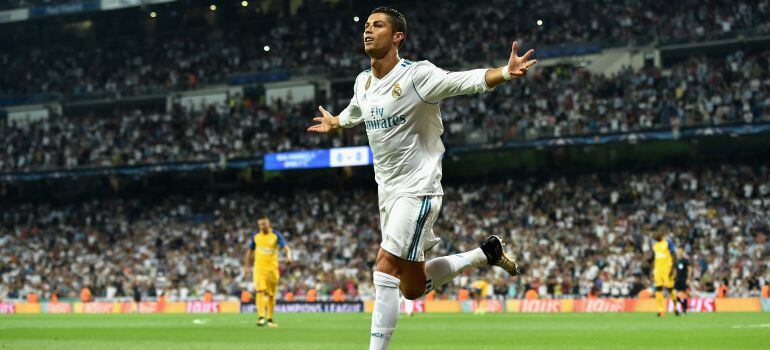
top-left (365, 76), bottom-right (371, 91)
top-left (391, 82), bottom-right (403, 99)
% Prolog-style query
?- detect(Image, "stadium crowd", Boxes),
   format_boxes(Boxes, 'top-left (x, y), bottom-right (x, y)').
top-left (3, 49), bottom-right (769, 173)
top-left (0, 0), bottom-right (74, 10)
top-left (439, 49), bottom-right (770, 145)
top-left (2, 164), bottom-right (769, 301)
top-left (2, 0), bottom-right (769, 99)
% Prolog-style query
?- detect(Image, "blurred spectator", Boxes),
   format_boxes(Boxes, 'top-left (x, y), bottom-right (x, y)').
top-left (2, 0), bottom-right (769, 99)
top-left (80, 287), bottom-right (91, 302)
top-left (0, 0), bottom-right (76, 10)
top-left (2, 50), bottom-right (769, 173)
top-left (2, 163), bottom-right (768, 300)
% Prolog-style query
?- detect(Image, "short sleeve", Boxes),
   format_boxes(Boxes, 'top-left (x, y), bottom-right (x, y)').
top-left (248, 231), bottom-right (257, 250)
top-left (274, 230), bottom-right (287, 248)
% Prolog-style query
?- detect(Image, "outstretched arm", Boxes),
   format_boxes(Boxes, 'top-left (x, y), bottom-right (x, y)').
top-left (308, 77), bottom-right (364, 133)
top-left (413, 40), bottom-right (537, 103)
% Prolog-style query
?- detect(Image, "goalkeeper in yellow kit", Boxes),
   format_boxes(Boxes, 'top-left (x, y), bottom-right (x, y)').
top-left (651, 230), bottom-right (676, 317)
top-left (245, 216), bottom-right (292, 327)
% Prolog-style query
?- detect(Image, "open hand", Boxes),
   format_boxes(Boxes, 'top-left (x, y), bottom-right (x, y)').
top-left (507, 41), bottom-right (537, 77)
top-left (307, 106), bottom-right (338, 133)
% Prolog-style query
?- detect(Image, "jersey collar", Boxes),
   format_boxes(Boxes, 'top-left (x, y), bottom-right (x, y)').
top-left (371, 58), bottom-right (404, 82)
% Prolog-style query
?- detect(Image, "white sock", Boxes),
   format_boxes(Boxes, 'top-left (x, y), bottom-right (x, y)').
top-left (424, 248), bottom-right (488, 294)
top-left (404, 299), bottom-right (414, 315)
top-left (370, 271), bottom-right (400, 350)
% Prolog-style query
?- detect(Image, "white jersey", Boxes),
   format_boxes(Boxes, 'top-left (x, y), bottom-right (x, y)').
top-left (338, 59), bottom-right (491, 205)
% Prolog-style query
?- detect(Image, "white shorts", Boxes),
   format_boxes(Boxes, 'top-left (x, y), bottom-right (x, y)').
top-left (379, 195), bottom-right (442, 262)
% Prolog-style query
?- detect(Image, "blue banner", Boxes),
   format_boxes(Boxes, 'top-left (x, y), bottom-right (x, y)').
top-left (264, 149), bottom-right (329, 170)
top-left (0, 94), bottom-right (53, 107)
top-left (29, 1), bottom-right (100, 17)
top-left (100, 0), bottom-right (175, 11)
top-left (0, 158), bottom-right (261, 182)
top-left (227, 71), bottom-right (290, 85)
top-left (264, 146), bottom-right (372, 171)
top-left (452, 122), bottom-right (770, 153)
top-left (9, 0), bottom-right (176, 22)
top-left (536, 42), bottom-right (602, 59)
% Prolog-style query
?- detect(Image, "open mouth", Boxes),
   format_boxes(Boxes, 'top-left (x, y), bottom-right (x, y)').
top-left (364, 37), bottom-right (374, 44)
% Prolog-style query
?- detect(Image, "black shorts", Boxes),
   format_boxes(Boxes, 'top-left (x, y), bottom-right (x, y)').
top-left (674, 281), bottom-right (688, 292)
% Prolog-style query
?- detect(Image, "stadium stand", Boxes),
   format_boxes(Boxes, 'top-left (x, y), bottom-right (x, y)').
top-left (2, 164), bottom-right (768, 301)
top-left (1, 0), bottom-right (769, 99)
top-left (2, 0), bottom-right (770, 307)
top-left (2, 49), bottom-right (769, 173)
top-left (0, 0), bottom-right (76, 10)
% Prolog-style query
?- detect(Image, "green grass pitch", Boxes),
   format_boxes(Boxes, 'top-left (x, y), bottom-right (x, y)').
top-left (1, 313), bottom-right (769, 349)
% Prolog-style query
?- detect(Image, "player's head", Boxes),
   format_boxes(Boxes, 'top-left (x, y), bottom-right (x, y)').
top-left (257, 216), bottom-right (271, 233)
top-left (652, 230), bottom-right (664, 242)
top-left (364, 7), bottom-right (407, 58)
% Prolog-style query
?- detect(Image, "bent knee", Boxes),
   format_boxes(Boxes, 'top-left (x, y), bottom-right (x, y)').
top-left (375, 252), bottom-right (401, 277)
top-left (402, 288), bottom-right (423, 300)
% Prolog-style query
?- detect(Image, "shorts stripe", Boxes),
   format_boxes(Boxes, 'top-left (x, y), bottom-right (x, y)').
top-left (406, 196), bottom-right (428, 260)
top-left (414, 197), bottom-right (432, 260)
top-left (408, 196), bottom-right (431, 261)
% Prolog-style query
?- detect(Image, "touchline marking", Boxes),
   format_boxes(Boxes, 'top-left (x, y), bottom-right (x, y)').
top-left (192, 319), bottom-right (210, 325)
top-left (731, 323), bottom-right (770, 329)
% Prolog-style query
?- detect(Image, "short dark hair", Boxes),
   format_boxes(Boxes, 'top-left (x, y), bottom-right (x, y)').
top-left (371, 6), bottom-right (407, 49)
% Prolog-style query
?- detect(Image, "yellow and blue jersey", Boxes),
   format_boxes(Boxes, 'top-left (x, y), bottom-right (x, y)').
top-left (653, 238), bottom-right (676, 272)
top-left (653, 238), bottom-right (677, 288)
top-left (249, 229), bottom-right (287, 271)
top-left (471, 280), bottom-right (489, 298)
